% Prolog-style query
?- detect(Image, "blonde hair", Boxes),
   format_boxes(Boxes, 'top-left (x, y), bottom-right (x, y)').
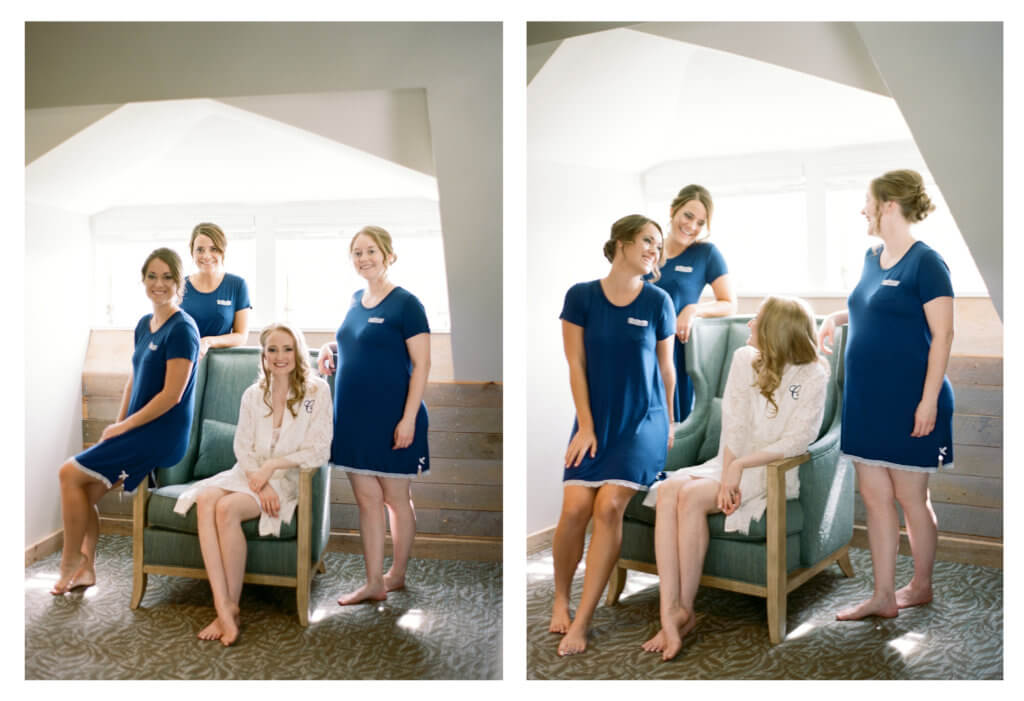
top-left (670, 184), bottom-right (714, 239)
top-left (257, 322), bottom-right (312, 418)
top-left (602, 214), bottom-right (664, 282)
top-left (350, 225), bottom-right (397, 266)
top-left (869, 169), bottom-right (935, 233)
top-left (189, 222), bottom-right (228, 259)
top-left (750, 296), bottom-right (820, 416)
top-left (141, 248), bottom-right (185, 302)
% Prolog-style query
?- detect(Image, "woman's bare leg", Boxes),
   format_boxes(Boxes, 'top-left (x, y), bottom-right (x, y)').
top-left (338, 473), bottom-right (388, 605)
top-left (549, 486), bottom-right (596, 634)
top-left (891, 469), bottom-right (936, 608)
top-left (559, 483), bottom-right (636, 656)
top-left (54, 461), bottom-right (109, 594)
top-left (644, 478), bottom-right (717, 660)
top-left (837, 463), bottom-right (899, 620)
top-left (642, 480), bottom-right (683, 652)
top-left (212, 492), bottom-right (261, 646)
top-left (196, 487), bottom-right (231, 640)
top-left (69, 480), bottom-right (111, 589)
top-left (381, 477), bottom-right (416, 591)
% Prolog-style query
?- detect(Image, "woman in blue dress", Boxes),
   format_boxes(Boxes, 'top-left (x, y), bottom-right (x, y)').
top-left (181, 222), bottom-right (251, 358)
top-left (317, 226), bottom-right (431, 606)
top-left (654, 185), bottom-right (736, 422)
top-left (52, 248), bottom-right (199, 594)
top-left (818, 170), bottom-right (954, 620)
top-left (550, 214), bottom-right (677, 656)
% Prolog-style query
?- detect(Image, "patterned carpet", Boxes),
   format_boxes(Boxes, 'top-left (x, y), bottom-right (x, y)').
top-left (26, 534), bottom-right (502, 680)
top-left (527, 544), bottom-right (1002, 679)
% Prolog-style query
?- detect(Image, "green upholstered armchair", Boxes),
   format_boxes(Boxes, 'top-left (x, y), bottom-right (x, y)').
top-left (130, 347), bottom-right (333, 626)
top-left (607, 317), bottom-right (855, 643)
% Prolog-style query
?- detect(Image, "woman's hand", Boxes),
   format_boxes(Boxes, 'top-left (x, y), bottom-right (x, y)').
top-left (716, 460), bottom-right (743, 514)
top-left (564, 427), bottom-right (598, 468)
top-left (676, 305), bottom-right (698, 344)
top-left (99, 421), bottom-right (129, 443)
top-left (817, 315), bottom-right (837, 354)
top-left (667, 426), bottom-right (674, 452)
top-left (393, 416), bottom-right (416, 450)
top-left (248, 464), bottom-right (274, 493)
top-left (911, 398), bottom-right (938, 437)
top-left (258, 484), bottom-right (280, 517)
top-left (317, 343), bottom-right (335, 375)
top-left (198, 337), bottom-right (212, 359)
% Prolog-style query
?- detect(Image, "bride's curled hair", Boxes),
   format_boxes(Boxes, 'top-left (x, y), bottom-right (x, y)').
top-left (750, 296), bottom-right (820, 417)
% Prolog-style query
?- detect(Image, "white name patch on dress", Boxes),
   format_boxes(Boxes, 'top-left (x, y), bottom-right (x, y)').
top-left (216, 299), bottom-right (233, 306)
top-left (148, 342), bottom-right (159, 351)
top-left (627, 317), bottom-right (649, 327)
top-left (368, 317), bottom-right (386, 324)
top-left (675, 265), bottom-right (693, 273)
top-left (881, 279), bottom-right (900, 287)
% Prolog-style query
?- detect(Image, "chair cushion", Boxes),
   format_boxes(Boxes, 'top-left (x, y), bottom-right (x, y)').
top-left (624, 493), bottom-right (804, 542)
top-left (193, 418), bottom-right (237, 479)
top-left (146, 482), bottom-right (298, 540)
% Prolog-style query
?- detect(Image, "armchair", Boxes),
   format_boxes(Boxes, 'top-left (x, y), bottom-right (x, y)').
top-left (129, 347), bottom-right (332, 626)
top-left (607, 317), bottom-right (855, 643)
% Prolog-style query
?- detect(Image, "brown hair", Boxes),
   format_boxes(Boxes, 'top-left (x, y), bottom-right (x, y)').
top-left (189, 222), bottom-right (228, 258)
top-left (141, 248), bottom-right (185, 302)
top-left (670, 184), bottom-right (714, 239)
top-left (350, 225), bottom-right (397, 266)
top-left (602, 215), bottom-right (664, 281)
top-left (257, 322), bottom-right (312, 419)
top-left (869, 170), bottom-right (935, 232)
top-left (750, 296), bottom-right (821, 417)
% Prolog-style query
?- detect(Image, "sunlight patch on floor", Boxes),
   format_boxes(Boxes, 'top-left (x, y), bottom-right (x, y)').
top-left (785, 621), bottom-right (816, 640)
top-left (888, 631), bottom-right (925, 657)
top-left (397, 608), bottom-right (426, 631)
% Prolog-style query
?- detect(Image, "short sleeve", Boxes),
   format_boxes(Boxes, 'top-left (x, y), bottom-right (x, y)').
top-left (656, 289), bottom-right (675, 341)
top-left (134, 316), bottom-right (148, 347)
top-left (916, 247), bottom-right (954, 304)
top-left (401, 292), bottom-right (430, 339)
top-left (705, 243), bottom-right (728, 283)
top-left (559, 282), bottom-right (589, 327)
top-left (165, 318), bottom-right (200, 362)
top-left (234, 275), bottom-right (252, 311)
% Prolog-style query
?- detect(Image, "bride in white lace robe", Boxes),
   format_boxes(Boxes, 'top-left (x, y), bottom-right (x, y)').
top-left (640, 296), bottom-right (829, 661)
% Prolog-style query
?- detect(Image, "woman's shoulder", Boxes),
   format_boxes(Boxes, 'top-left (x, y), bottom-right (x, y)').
top-left (170, 310), bottom-right (200, 336)
top-left (730, 344), bottom-right (758, 368)
top-left (790, 355), bottom-right (831, 384)
top-left (643, 280), bottom-right (673, 304)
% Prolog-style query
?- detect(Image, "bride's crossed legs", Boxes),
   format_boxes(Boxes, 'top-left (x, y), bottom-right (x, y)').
top-left (195, 487), bottom-right (262, 646)
top-left (641, 476), bottom-right (720, 661)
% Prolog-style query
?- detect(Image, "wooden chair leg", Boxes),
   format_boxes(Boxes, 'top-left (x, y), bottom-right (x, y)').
top-left (296, 468), bottom-right (313, 626)
top-left (766, 463), bottom-right (788, 644)
top-left (606, 563), bottom-right (627, 606)
top-left (130, 482), bottom-right (149, 609)
top-left (317, 560), bottom-right (326, 575)
top-left (836, 547), bottom-right (854, 577)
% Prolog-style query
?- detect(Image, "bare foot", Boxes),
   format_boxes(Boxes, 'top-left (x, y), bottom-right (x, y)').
top-left (383, 570), bottom-right (406, 592)
top-left (337, 582), bottom-right (387, 606)
top-left (217, 605), bottom-right (241, 647)
top-left (51, 552), bottom-right (86, 595)
top-left (198, 617), bottom-right (223, 641)
top-left (895, 582), bottom-right (933, 609)
top-left (68, 559), bottom-right (96, 590)
top-left (641, 628), bottom-right (667, 653)
top-left (549, 597), bottom-right (572, 635)
top-left (557, 620), bottom-right (588, 656)
top-left (836, 596), bottom-right (899, 620)
top-left (657, 607), bottom-right (695, 661)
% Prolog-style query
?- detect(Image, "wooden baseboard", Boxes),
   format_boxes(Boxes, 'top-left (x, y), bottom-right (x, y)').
top-left (851, 525), bottom-right (1002, 569)
top-left (95, 515), bottom-right (501, 562)
top-left (25, 529), bottom-right (64, 567)
top-left (527, 526), bottom-right (556, 555)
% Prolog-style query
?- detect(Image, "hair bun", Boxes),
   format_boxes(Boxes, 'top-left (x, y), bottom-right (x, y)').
top-left (913, 192), bottom-right (935, 221)
top-left (603, 239), bottom-right (617, 263)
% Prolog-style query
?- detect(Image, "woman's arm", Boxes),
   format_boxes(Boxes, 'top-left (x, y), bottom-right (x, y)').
top-left (656, 336), bottom-right (676, 449)
top-left (317, 341), bottom-right (339, 375)
top-left (675, 274), bottom-right (737, 343)
top-left (393, 332), bottom-right (431, 450)
top-left (200, 308), bottom-right (250, 355)
top-left (100, 358), bottom-right (193, 441)
top-left (913, 296), bottom-right (954, 437)
top-left (114, 371), bottom-right (134, 424)
top-left (562, 320), bottom-right (597, 467)
top-left (818, 309), bottom-right (849, 354)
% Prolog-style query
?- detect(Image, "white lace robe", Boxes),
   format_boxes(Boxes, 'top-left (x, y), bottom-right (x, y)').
top-left (174, 376), bottom-right (334, 536)
top-left (644, 345), bottom-right (829, 534)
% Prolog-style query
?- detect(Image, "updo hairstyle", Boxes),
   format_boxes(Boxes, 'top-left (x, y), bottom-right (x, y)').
top-left (602, 214), bottom-right (663, 281)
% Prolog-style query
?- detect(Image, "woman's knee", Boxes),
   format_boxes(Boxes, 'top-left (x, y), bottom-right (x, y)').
top-left (214, 498), bottom-right (242, 528)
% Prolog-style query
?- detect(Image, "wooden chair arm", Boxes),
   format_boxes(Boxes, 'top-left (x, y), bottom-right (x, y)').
top-left (766, 452), bottom-right (811, 478)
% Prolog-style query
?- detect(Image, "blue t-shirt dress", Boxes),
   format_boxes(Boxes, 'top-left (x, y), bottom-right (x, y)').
top-left (559, 280), bottom-right (676, 490)
top-left (330, 287), bottom-right (430, 478)
top-left (841, 242), bottom-right (955, 471)
top-left (72, 311), bottom-right (200, 492)
top-left (652, 241), bottom-right (728, 422)
top-left (181, 273), bottom-right (252, 337)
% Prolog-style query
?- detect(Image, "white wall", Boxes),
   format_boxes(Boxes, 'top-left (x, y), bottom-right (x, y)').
top-left (25, 22), bottom-right (501, 381)
top-left (526, 160), bottom-right (644, 534)
top-left (25, 204), bottom-right (92, 547)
